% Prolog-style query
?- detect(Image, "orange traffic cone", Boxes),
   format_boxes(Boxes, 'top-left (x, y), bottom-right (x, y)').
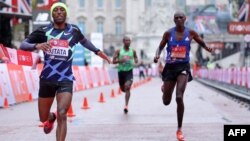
top-left (3, 97), bottom-right (9, 108)
top-left (110, 89), bottom-right (115, 98)
top-left (98, 92), bottom-right (105, 103)
top-left (81, 97), bottom-right (90, 109)
top-left (28, 93), bottom-right (33, 102)
top-left (67, 104), bottom-right (76, 117)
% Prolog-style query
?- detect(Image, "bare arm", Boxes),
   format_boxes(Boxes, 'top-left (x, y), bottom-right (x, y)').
top-left (191, 30), bottom-right (213, 53)
top-left (80, 39), bottom-right (111, 64)
top-left (112, 50), bottom-right (120, 64)
top-left (96, 51), bottom-right (112, 64)
top-left (133, 49), bottom-right (138, 64)
top-left (153, 31), bottom-right (169, 63)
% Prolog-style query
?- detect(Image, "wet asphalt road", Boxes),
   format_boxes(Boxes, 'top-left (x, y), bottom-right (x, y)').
top-left (0, 77), bottom-right (249, 141)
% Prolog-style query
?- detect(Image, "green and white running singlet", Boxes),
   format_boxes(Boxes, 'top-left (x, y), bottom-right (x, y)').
top-left (117, 47), bottom-right (134, 72)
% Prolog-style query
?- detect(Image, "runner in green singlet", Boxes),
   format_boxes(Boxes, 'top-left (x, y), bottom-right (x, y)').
top-left (112, 36), bottom-right (138, 114)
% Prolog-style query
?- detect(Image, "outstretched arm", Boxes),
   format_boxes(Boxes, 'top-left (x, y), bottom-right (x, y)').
top-left (191, 30), bottom-right (213, 53)
top-left (154, 31), bottom-right (169, 63)
top-left (96, 51), bottom-right (112, 64)
top-left (80, 38), bottom-right (111, 64)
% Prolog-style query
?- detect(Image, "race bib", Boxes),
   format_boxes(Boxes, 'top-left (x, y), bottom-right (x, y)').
top-left (171, 46), bottom-right (186, 59)
top-left (47, 39), bottom-right (69, 60)
top-left (122, 55), bottom-right (131, 65)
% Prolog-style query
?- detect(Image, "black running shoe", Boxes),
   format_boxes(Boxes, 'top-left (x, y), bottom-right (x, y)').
top-left (124, 108), bottom-right (128, 114)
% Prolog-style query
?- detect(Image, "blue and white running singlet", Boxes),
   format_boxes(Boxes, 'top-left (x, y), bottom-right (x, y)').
top-left (165, 27), bottom-right (191, 64)
top-left (25, 23), bottom-right (85, 81)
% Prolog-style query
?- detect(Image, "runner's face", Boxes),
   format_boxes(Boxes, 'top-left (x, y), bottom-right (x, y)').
top-left (174, 13), bottom-right (185, 27)
top-left (123, 38), bottom-right (131, 47)
top-left (52, 6), bottom-right (67, 24)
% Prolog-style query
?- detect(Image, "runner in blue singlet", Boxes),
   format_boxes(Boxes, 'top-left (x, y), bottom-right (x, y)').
top-left (20, 2), bottom-right (111, 141)
top-left (153, 11), bottom-right (213, 141)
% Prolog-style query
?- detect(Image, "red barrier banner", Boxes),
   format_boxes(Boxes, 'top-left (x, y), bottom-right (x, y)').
top-left (78, 66), bottom-right (90, 89)
top-left (6, 47), bottom-right (18, 64)
top-left (94, 67), bottom-right (102, 86)
top-left (0, 44), bottom-right (9, 58)
top-left (0, 45), bottom-right (38, 66)
top-left (102, 67), bottom-right (111, 85)
top-left (84, 66), bottom-right (94, 88)
top-left (17, 50), bottom-right (33, 66)
top-left (0, 64), bottom-right (16, 106)
top-left (72, 66), bottom-right (84, 91)
top-left (22, 66), bottom-right (40, 99)
top-left (7, 64), bottom-right (30, 103)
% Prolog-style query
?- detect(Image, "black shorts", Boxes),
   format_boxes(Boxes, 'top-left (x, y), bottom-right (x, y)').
top-left (118, 70), bottom-right (133, 86)
top-left (162, 62), bottom-right (193, 82)
top-left (39, 79), bottom-right (73, 98)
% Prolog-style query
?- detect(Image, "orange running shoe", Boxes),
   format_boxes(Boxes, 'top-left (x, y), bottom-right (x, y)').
top-left (176, 130), bottom-right (185, 141)
top-left (43, 112), bottom-right (57, 134)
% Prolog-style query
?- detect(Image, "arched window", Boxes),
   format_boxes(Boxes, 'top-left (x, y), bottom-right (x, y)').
top-left (78, 0), bottom-right (85, 8)
top-left (115, 0), bottom-right (122, 8)
top-left (96, 17), bottom-right (105, 33)
top-left (96, 0), bottom-right (103, 8)
top-left (115, 17), bottom-right (123, 35)
top-left (77, 17), bottom-right (86, 34)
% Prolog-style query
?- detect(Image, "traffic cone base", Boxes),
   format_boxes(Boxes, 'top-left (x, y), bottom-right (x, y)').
top-left (81, 97), bottom-right (90, 109)
top-left (110, 89), bottom-right (115, 98)
top-left (3, 97), bottom-right (9, 108)
top-left (99, 93), bottom-right (105, 103)
top-left (28, 93), bottom-right (33, 102)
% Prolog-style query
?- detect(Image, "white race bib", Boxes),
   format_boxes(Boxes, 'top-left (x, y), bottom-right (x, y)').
top-left (47, 39), bottom-right (69, 60)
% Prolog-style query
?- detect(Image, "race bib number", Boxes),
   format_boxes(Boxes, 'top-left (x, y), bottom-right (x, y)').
top-left (47, 39), bottom-right (69, 60)
top-left (171, 46), bottom-right (186, 59)
top-left (122, 55), bottom-right (131, 65)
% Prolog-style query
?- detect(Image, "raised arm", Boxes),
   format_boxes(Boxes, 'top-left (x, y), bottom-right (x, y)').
top-left (153, 31), bottom-right (169, 63)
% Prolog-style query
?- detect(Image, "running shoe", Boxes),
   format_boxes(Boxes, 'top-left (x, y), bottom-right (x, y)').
top-left (43, 112), bottom-right (57, 134)
top-left (176, 130), bottom-right (185, 141)
top-left (123, 106), bottom-right (128, 114)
